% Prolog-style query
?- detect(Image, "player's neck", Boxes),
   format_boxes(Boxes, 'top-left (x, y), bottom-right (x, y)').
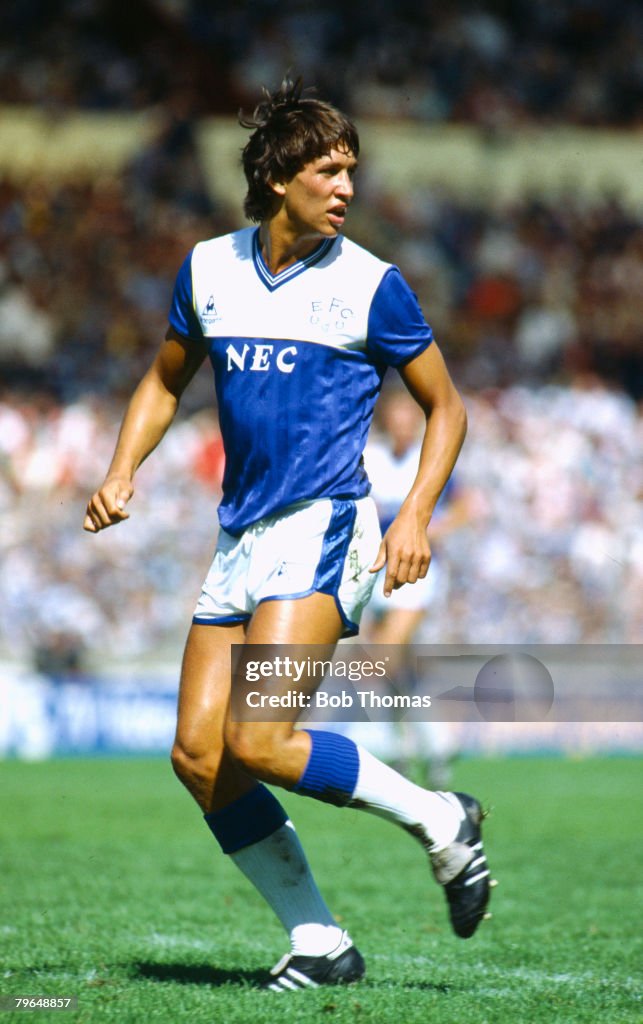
top-left (258, 222), bottom-right (324, 276)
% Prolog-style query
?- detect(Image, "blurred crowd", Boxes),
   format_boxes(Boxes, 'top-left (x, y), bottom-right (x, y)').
top-left (1, 145), bottom-right (641, 666)
top-left (422, 381), bottom-right (642, 646)
top-left (0, 0), bottom-right (642, 674)
top-left (1, 0), bottom-right (642, 128)
top-left (351, 182), bottom-right (643, 401)
top-left (1, 160), bottom-right (641, 404)
top-left (1, 378), bottom-right (640, 674)
top-left (0, 391), bottom-right (225, 671)
top-left (1, 145), bottom-right (642, 675)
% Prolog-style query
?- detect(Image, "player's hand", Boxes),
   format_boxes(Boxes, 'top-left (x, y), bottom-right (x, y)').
top-left (83, 476), bottom-right (134, 533)
top-left (369, 510), bottom-right (431, 597)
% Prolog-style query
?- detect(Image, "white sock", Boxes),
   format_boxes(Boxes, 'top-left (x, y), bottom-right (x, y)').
top-left (230, 820), bottom-right (344, 956)
top-left (350, 745), bottom-right (462, 852)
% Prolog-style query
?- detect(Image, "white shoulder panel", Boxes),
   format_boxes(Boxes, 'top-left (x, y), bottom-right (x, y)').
top-left (190, 232), bottom-right (390, 350)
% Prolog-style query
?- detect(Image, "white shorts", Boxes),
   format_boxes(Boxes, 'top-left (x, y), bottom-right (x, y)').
top-left (193, 496), bottom-right (381, 637)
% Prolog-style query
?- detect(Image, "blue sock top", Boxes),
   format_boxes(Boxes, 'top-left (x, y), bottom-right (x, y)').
top-left (204, 783), bottom-right (288, 854)
top-left (294, 729), bottom-right (360, 807)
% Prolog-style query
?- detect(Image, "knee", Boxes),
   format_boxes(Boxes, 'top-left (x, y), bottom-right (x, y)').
top-left (223, 723), bottom-right (276, 780)
top-left (171, 739), bottom-right (217, 792)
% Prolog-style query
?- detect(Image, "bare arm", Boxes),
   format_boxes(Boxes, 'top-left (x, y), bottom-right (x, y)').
top-left (83, 328), bottom-right (207, 532)
top-left (370, 342), bottom-right (467, 596)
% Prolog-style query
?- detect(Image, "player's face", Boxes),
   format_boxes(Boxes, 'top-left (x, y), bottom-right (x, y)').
top-left (382, 392), bottom-right (424, 454)
top-left (275, 147), bottom-right (357, 239)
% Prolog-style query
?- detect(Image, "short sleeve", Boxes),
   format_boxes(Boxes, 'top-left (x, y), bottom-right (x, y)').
top-left (366, 267), bottom-right (433, 366)
top-left (168, 250), bottom-right (204, 341)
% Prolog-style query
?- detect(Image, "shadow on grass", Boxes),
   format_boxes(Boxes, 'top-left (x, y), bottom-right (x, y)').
top-left (12, 961), bottom-right (453, 995)
top-left (133, 961), bottom-right (452, 994)
top-left (133, 961), bottom-right (266, 988)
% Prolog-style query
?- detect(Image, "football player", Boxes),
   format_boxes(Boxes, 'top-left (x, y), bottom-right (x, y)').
top-left (84, 77), bottom-right (493, 991)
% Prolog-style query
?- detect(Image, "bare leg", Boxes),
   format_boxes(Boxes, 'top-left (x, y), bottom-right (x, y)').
top-left (221, 594), bottom-right (463, 857)
top-left (370, 607), bottom-right (456, 787)
top-left (171, 621), bottom-right (255, 812)
top-left (368, 607), bottom-right (426, 772)
top-left (223, 591), bottom-right (344, 787)
top-left (369, 606), bottom-right (424, 647)
top-left (171, 601), bottom-right (350, 963)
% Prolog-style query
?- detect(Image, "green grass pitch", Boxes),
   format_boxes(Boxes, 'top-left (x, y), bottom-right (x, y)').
top-left (1, 756), bottom-right (641, 1023)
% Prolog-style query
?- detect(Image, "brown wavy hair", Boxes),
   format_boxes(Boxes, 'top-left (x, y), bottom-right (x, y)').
top-left (239, 77), bottom-right (359, 223)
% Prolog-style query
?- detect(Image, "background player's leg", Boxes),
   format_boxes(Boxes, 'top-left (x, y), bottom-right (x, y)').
top-left (370, 606), bottom-right (425, 646)
top-left (367, 606), bottom-right (426, 775)
top-left (171, 620), bottom-right (344, 960)
top-left (368, 606), bottom-right (456, 787)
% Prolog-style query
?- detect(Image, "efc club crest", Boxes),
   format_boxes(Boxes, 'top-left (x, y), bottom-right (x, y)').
top-left (202, 295), bottom-right (221, 325)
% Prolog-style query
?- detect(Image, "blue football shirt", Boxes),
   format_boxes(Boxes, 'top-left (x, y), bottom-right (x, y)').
top-left (169, 227), bottom-right (433, 535)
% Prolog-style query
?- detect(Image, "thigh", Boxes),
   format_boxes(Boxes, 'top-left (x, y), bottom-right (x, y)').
top-left (175, 621), bottom-right (246, 757)
top-left (176, 621), bottom-right (257, 809)
top-left (245, 591), bottom-right (344, 645)
top-left (225, 593), bottom-right (345, 787)
top-left (182, 589), bottom-right (343, 733)
top-left (243, 591), bottom-right (344, 721)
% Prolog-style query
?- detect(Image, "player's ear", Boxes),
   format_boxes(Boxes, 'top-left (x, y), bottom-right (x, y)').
top-left (268, 178), bottom-right (287, 197)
